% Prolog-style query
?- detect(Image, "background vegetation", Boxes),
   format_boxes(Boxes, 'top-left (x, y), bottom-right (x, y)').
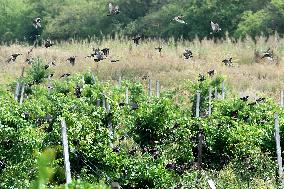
top-left (1, 0), bottom-right (284, 41)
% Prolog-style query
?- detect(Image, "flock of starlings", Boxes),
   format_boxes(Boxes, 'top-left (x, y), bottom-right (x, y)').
top-left (5, 3), bottom-right (275, 81)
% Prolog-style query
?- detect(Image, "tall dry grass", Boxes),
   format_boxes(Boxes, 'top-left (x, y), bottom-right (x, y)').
top-left (0, 35), bottom-right (284, 99)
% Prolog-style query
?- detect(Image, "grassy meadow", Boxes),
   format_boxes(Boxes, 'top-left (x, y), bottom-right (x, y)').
top-left (1, 35), bottom-right (284, 99)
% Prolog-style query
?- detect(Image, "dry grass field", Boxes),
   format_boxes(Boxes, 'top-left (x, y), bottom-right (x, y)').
top-left (1, 35), bottom-right (284, 99)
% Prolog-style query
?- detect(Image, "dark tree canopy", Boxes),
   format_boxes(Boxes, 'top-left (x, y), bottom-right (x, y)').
top-left (0, 0), bottom-right (282, 41)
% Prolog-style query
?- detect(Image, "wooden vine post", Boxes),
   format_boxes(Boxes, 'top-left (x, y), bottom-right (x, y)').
top-left (14, 82), bottom-right (20, 102)
top-left (47, 75), bottom-right (52, 96)
top-left (148, 79), bottom-right (152, 96)
top-left (208, 87), bottom-right (212, 116)
top-left (125, 87), bottom-right (129, 105)
top-left (156, 80), bottom-right (160, 98)
top-left (19, 85), bottom-right (25, 105)
top-left (221, 80), bottom-right (225, 99)
top-left (195, 91), bottom-right (200, 118)
top-left (60, 118), bottom-right (72, 184)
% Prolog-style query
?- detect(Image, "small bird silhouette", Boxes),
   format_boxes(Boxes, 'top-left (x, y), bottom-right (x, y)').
top-left (110, 59), bottom-right (120, 63)
top-left (261, 48), bottom-right (273, 60)
top-left (207, 69), bottom-right (215, 77)
top-left (155, 47), bottom-right (162, 53)
top-left (173, 15), bottom-right (187, 24)
top-left (107, 3), bottom-right (120, 16)
top-left (183, 49), bottom-right (193, 59)
top-left (60, 73), bottom-right (71, 78)
top-left (33, 18), bottom-right (41, 29)
top-left (7, 53), bottom-right (22, 63)
top-left (133, 35), bottom-right (141, 45)
top-left (240, 96), bottom-right (249, 102)
top-left (44, 39), bottom-right (54, 48)
top-left (198, 74), bottom-right (206, 82)
top-left (101, 48), bottom-right (110, 57)
top-left (67, 56), bottom-right (76, 66)
top-left (222, 58), bottom-right (233, 66)
top-left (210, 21), bottom-right (221, 34)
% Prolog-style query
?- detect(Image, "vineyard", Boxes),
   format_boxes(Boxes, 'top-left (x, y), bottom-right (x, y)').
top-left (0, 58), bottom-right (283, 188)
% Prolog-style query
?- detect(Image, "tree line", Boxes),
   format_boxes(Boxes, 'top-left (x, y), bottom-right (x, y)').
top-left (0, 0), bottom-right (283, 42)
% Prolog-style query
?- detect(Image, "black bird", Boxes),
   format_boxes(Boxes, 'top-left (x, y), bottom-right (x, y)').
top-left (183, 49), bottom-right (193, 59)
top-left (133, 35), bottom-right (141, 45)
top-left (60, 73), bottom-right (71, 78)
top-left (101, 48), bottom-right (110, 57)
top-left (44, 64), bottom-right (49, 70)
top-left (222, 58), bottom-right (233, 66)
top-left (261, 48), bottom-right (273, 60)
top-left (240, 96), bottom-right (249, 102)
top-left (256, 97), bottom-right (266, 103)
top-left (107, 3), bottom-right (120, 16)
top-left (207, 69), bottom-right (215, 77)
top-left (67, 56), bottom-right (76, 66)
top-left (7, 53), bottom-right (22, 63)
top-left (33, 17), bottom-right (41, 29)
top-left (210, 21), bottom-right (221, 34)
top-left (155, 47), bottom-right (162, 53)
top-left (49, 73), bottom-right (54, 78)
top-left (93, 49), bottom-right (105, 62)
top-left (112, 146), bottom-right (120, 153)
top-left (44, 39), bottom-right (54, 48)
top-left (198, 74), bottom-right (206, 82)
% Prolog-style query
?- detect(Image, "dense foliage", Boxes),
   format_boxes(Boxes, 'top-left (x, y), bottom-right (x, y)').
top-left (0, 0), bottom-right (284, 42)
top-left (0, 61), bottom-right (283, 188)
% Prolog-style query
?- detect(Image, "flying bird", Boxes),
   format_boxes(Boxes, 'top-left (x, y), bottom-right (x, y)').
top-left (198, 74), bottom-right (206, 82)
top-left (111, 59), bottom-right (120, 63)
top-left (44, 39), bottom-right (54, 48)
top-left (210, 21), bottom-right (221, 34)
top-left (60, 73), bottom-right (71, 78)
top-left (7, 53), bottom-right (22, 63)
top-left (133, 35), bottom-right (141, 45)
top-left (222, 58), bottom-right (233, 66)
top-left (207, 69), bottom-right (215, 77)
top-left (173, 15), bottom-right (187, 24)
top-left (155, 47), bottom-right (162, 53)
top-left (108, 3), bottom-right (120, 16)
top-left (33, 18), bottom-right (41, 29)
top-left (101, 48), bottom-right (110, 57)
top-left (183, 49), bottom-right (193, 59)
top-left (261, 48), bottom-right (273, 60)
top-left (67, 56), bottom-right (76, 66)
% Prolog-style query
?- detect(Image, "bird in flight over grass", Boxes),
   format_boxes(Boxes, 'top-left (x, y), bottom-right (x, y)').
top-left (210, 21), bottom-right (221, 34)
top-left (44, 39), bottom-right (54, 48)
top-left (222, 57), bottom-right (233, 66)
top-left (173, 16), bottom-right (187, 24)
top-left (108, 3), bottom-right (120, 16)
top-left (261, 48), bottom-right (273, 60)
top-left (7, 53), bottom-right (22, 63)
top-left (133, 35), bottom-right (141, 45)
top-left (67, 56), bottom-right (76, 66)
top-left (183, 49), bottom-right (193, 59)
top-left (33, 18), bottom-right (41, 29)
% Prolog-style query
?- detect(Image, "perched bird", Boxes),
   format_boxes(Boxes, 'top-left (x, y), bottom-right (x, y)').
top-left (173, 15), bottom-right (187, 24)
top-left (222, 58), bottom-right (233, 66)
top-left (155, 47), bottom-right (162, 53)
top-left (44, 39), bottom-right (54, 48)
top-left (210, 21), bottom-right (221, 34)
top-left (183, 49), bottom-right (193, 59)
top-left (67, 56), bottom-right (76, 66)
top-left (198, 74), bottom-right (206, 82)
top-left (107, 3), bottom-right (120, 16)
top-left (101, 48), bottom-right (110, 57)
top-left (7, 53), bottom-right (22, 63)
top-left (133, 35), bottom-right (141, 45)
top-left (261, 48), bottom-right (273, 60)
top-left (207, 69), bottom-right (215, 77)
top-left (60, 73), bottom-right (71, 78)
top-left (33, 17), bottom-right (41, 29)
